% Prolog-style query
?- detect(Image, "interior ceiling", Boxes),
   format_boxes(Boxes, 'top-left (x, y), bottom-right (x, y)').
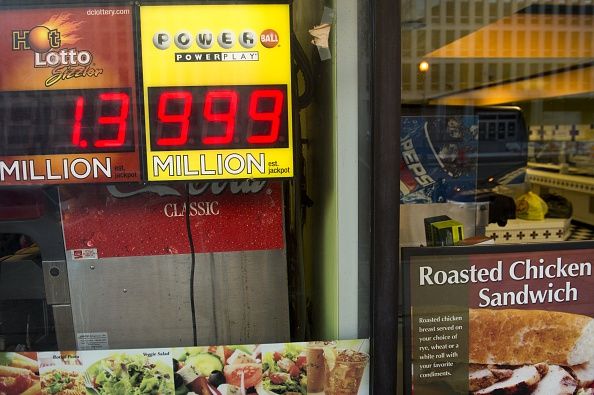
top-left (427, 5), bottom-right (594, 59)
top-left (430, 62), bottom-right (594, 106)
top-left (426, 4), bottom-right (594, 105)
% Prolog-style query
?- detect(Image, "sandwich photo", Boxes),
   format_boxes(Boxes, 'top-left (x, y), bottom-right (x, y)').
top-left (469, 309), bottom-right (594, 395)
top-left (0, 352), bottom-right (40, 395)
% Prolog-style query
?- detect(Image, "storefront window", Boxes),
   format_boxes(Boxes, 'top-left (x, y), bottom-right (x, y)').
top-left (0, 0), bottom-right (374, 394)
top-left (401, 1), bottom-right (594, 394)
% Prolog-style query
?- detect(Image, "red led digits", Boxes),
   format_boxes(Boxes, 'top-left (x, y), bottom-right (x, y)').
top-left (95, 93), bottom-right (129, 148)
top-left (0, 88), bottom-right (134, 157)
top-left (71, 92), bottom-right (130, 149)
top-left (148, 85), bottom-right (288, 150)
top-left (247, 89), bottom-right (283, 144)
top-left (71, 96), bottom-right (87, 148)
top-left (156, 91), bottom-right (193, 146)
top-left (202, 90), bottom-right (238, 145)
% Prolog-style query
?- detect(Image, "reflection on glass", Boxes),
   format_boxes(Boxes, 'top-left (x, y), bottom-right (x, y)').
top-left (401, 1), bottom-right (594, 246)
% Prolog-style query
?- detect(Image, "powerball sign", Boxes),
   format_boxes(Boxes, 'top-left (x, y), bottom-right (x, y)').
top-left (139, 4), bottom-right (294, 181)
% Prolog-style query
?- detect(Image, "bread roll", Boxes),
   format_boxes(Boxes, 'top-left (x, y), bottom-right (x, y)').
top-left (0, 364), bottom-right (33, 377)
top-left (8, 352), bottom-right (38, 373)
top-left (20, 380), bottom-right (40, 395)
top-left (469, 309), bottom-right (594, 366)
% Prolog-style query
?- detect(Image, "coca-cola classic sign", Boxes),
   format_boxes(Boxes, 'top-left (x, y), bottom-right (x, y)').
top-left (60, 181), bottom-right (284, 258)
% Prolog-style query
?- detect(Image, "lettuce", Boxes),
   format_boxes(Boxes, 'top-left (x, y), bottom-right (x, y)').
top-left (90, 354), bottom-right (173, 395)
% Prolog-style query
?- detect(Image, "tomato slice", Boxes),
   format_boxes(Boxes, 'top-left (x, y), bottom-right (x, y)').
top-left (0, 375), bottom-right (32, 395)
top-left (295, 355), bottom-right (307, 370)
top-left (269, 372), bottom-right (290, 385)
top-left (223, 363), bottom-right (262, 388)
top-left (288, 365), bottom-right (301, 379)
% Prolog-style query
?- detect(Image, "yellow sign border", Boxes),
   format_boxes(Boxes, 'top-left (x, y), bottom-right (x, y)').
top-left (139, 3), bottom-right (293, 181)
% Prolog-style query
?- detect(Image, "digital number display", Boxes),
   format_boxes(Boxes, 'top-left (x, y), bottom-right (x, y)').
top-left (0, 88), bottom-right (135, 156)
top-left (148, 85), bottom-right (289, 151)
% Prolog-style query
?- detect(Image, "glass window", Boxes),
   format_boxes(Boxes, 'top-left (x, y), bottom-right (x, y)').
top-left (402, 1), bottom-right (594, 394)
top-left (0, 1), bottom-right (374, 394)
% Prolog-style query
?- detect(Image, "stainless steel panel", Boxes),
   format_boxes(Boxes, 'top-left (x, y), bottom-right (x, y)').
top-left (66, 250), bottom-right (289, 349)
top-left (42, 260), bottom-right (71, 305)
top-left (52, 304), bottom-right (76, 350)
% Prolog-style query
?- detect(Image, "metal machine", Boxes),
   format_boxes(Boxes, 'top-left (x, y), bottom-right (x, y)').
top-left (0, 1), bottom-right (296, 351)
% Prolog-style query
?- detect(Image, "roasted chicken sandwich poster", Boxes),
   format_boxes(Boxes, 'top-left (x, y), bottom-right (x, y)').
top-left (403, 242), bottom-right (594, 395)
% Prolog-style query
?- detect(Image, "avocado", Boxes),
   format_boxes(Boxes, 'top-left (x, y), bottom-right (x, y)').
top-left (186, 353), bottom-right (223, 377)
top-left (232, 345), bottom-right (253, 354)
top-left (173, 349), bottom-right (190, 362)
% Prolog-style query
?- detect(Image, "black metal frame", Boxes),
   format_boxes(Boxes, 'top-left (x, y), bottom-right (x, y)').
top-left (371, 0), bottom-right (400, 393)
top-left (0, 0), bottom-right (404, 390)
top-left (0, 0), bottom-right (289, 6)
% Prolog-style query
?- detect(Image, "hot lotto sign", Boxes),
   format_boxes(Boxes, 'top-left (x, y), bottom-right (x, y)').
top-left (0, 6), bottom-right (141, 185)
top-left (139, 4), bottom-right (294, 181)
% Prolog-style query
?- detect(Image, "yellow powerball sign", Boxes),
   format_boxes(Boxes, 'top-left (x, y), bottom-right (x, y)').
top-left (140, 3), bottom-right (293, 181)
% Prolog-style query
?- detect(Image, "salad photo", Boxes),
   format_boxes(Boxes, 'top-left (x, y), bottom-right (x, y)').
top-left (85, 353), bottom-right (174, 395)
top-left (260, 344), bottom-right (307, 395)
top-left (172, 345), bottom-right (262, 395)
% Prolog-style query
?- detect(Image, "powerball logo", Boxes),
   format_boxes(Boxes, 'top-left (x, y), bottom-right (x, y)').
top-left (152, 29), bottom-right (280, 63)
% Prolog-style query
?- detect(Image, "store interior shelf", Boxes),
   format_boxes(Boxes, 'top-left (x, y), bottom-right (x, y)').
top-left (527, 167), bottom-right (594, 195)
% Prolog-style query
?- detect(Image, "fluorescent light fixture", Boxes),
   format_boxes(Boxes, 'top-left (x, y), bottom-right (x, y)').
top-left (431, 63), bottom-right (594, 105)
top-left (426, 5), bottom-right (594, 105)
top-left (426, 5), bottom-right (594, 59)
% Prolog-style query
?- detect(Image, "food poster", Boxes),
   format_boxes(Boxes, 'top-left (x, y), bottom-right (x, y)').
top-left (403, 243), bottom-right (594, 395)
top-left (171, 340), bottom-right (370, 395)
top-left (0, 340), bottom-right (369, 394)
top-left (400, 115), bottom-right (479, 204)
